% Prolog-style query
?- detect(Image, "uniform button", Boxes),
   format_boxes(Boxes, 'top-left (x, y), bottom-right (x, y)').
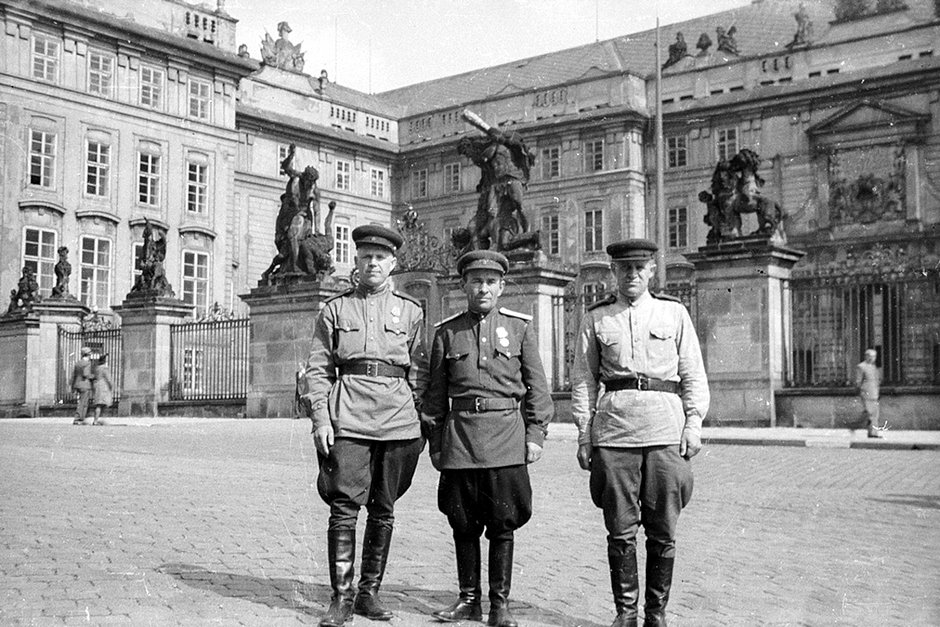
top-left (370, 318), bottom-right (374, 322)
top-left (482, 356), bottom-right (487, 361)
top-left (481, 337), bottom-right (487, 343)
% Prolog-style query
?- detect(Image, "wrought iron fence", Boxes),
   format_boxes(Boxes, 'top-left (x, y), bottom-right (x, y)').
top-left (56, 327), bottom-right (123, 403)
top-left (169, 318), bottom-right (249, 401)
top-left (787, 274), bottom-right (940, 387)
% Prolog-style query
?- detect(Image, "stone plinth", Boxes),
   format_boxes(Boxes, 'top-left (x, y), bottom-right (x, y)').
top-left (687, 238), bottom-right (805, 426)
top-left (112, 295), bottom-right (192, 417)
top-left (439, 255), bottom-right (576, 388)
top-left (240, 279), bottom-right (340, 418)
top-left (0, 300), bottom-right (88, 417)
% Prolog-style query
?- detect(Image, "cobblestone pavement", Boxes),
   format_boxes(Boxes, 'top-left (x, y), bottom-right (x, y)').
top-left (1, 419), bottom-right (938, 626)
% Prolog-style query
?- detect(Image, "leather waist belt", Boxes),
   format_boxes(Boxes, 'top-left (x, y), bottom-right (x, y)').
top-left (604, 376), bottom-right (680, 394)
top-left (339, 361), bottom-right (407, 378)
top-left (451, 397), bottom-right (519, 412)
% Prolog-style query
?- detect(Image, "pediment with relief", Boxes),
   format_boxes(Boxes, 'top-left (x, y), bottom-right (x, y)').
top-left (807, 100), bottom-right (929, 146)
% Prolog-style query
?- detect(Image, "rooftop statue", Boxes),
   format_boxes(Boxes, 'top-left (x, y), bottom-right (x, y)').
top-left (451, 109), bottom-right (540, 256)
top-left (699, 148), bottom-right (784, 244)
top-left (663, 32), bottom-right (689, 69)
top-left (50, 246), bottom-right (75, 299)
top-left (716, 25), bottom-right (739, 55)
top-left (787, 3), bottom-right (814, 48)
top-left (5, 265), bottom-right (41, 316)
top-left (695, 32), bottom-right (713, 56)
top-left (261, 21), bottom-right (305, 72)
top-left (131, 219), bottom-right (175, 297)
top-left (261, 144), bottom-right (335, 284)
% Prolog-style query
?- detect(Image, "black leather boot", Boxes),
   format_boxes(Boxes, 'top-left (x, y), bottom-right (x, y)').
top-left (353, 522), bottom-right (393, 620)
top-left (608, 539), bottom-right (639, 627)
top-left (487, 538), bottom-right (517, 627)
top-left (432, 534), bottom-right (482, 622)
top-left (643, 554), bottom-right (675, 627)
top-left (319, 528), bottom-right (356, 627)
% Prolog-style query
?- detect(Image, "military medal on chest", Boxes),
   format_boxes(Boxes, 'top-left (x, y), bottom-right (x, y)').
top-left (391, 305), bottom-right (401, 324)
top-left (496, 326), bottom-right (510, 347)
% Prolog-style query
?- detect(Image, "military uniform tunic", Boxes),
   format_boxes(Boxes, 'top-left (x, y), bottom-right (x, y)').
top-left (303, 283), bottom-right (428, 439)
top-left (424, 307), bottom-right (553, 469)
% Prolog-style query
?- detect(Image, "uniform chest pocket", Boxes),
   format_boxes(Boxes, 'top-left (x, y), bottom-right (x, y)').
top-left (384, 321), bottom-right (407, 336)
top-left (649, 327), bottom-right (676, 361)
top-left (335, 320), bottom-right (363, 355)
top-left (495, 341), bottom-right (521, 359)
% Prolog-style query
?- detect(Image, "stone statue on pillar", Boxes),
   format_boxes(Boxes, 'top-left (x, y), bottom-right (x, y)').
top-left (5, 266), bottom-right (41, 315)
top-left (699, 148), bottom-right (784, 244)
top-left (50, 246), bottom-right (74, 299)
top-left (260, 143), bottom-right (336, 284)
top-left (131, 220), bottom-right (175, 298)
top-left (451, 109), bottom-right (541, 256)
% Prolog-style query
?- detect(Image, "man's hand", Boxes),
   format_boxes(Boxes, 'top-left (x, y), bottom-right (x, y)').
top-left (680, 430), bottom-right (702, 459)
top-left (313, 425), bottom-right (334, 457)
top-left (525, 442), bottom-right (543, 464)
top-left (577, 443), bottom-right (592, 470)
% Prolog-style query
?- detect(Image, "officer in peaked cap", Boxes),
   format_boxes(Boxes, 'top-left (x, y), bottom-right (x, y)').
top-left (351, 224), bottom-right (404, 253)
top-left (301, 222), bottom-right (428, 625)
top-left (423, 249), bottom-right (553, 626)
top-left (570, 236), bottom-right (710, 627)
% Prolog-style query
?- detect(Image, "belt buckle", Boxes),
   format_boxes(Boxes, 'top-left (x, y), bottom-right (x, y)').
top-left (637, 375), bottom-right (650, 391)
top-left (474, 397), bottom-right (484, 412)
top-left (366, 362), bottom-right (378, 377)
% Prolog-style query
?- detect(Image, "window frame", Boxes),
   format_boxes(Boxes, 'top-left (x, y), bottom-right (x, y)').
top-left (85, 139), bottom-right (111, 198)
top-left (28, 129), bottom-right (56, 189)
top-left (667, 135), bottom-right (688, 169)
top-left (541, 146), bottom-right (561, 179)
top-left (139, 65), bottom-right (165, 110)
top-left (22, 226), bottom-right (58, 295)
top-left (79, 235), bottom-right (112, 309)
top-left (87, 50), bottom-right (115, 97)
top-left (541, 213), bottom-right (560, 256)
top-left (335, 159), bottom-right (351, 191)
top-left (137, 150), bottom-right (162, 207)
top-left (334, 223), bottom-right (351, 265)
top-left (370, 168), bottom-right (386, 198)
top-left (716, 127), bottom-right (739, 162)
top-left (443, 162), bottom-right (461, 193)
top-left (584, 208), bottom-right (603, 252)
top-left (31, 33), bottom-right (59, 83)
top-left (582, 281), bottom-right (607, 309)
top-left (668, 205), bottom-right (689, 249)
top-left (187, 78), bottom-right (212, 121)
top-left (181, 250), bottom-right (210, 315)
top-left (186, 161), bottom-right (208, 214)
top-left (584, 139), bottom-right (605, 173)
top-left (412, 168), bottom-right (428, 199)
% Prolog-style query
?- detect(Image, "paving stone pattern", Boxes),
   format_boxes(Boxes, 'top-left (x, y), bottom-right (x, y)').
top-left (1, 420), bottom-right (938, 626)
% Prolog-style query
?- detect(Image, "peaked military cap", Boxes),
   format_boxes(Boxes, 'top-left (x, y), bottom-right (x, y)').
top-left (606, 238), bottom-right (658, 261)
top-left (352, 225), bottom-right (403, 252)
top-left (457, 250), bottom-right (509, 276)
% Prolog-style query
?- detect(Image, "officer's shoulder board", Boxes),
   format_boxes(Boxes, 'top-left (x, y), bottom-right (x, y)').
top-left (323, 287), bottom-right (355, 305)
top-left (392, 289), bottom-right (423, 308)
top-left (434, 311), bottom-right (464, 328)
top-left (586, 293), bottom-right (617, 311)
top-left (652, 291), bottom-right (682, 303)
top-left (499, 307), bottom-right (532, 322)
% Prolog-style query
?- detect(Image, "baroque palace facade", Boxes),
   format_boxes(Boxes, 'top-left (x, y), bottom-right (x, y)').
top-left (2, 0), bottom-right (939, 392)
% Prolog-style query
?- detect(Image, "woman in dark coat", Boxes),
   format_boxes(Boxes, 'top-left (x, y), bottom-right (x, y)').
top-left (92, 354), bottom-right (114, 426)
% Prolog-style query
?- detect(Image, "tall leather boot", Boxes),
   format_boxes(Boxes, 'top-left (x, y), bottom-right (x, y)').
top-left (487, 538), bottom-right (517, 627)
top-left (432, 534), bottom-right (482, 621)
top-left (608, 539), bottom-right (639, 627)
top-left (319, 528), bottom-right (356, 627)
top-left (643, 554), bottom-right (675, 627)
top-left (352, 522), bottom-right (393, 620)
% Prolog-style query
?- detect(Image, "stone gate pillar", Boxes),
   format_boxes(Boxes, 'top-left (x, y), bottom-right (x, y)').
top-left (240, 280), bottom-right (340, 418)
top-left (687, 239), bottom-right (805, 426)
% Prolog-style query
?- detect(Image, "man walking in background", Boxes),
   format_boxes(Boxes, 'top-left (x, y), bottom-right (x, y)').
top-left (71, 346), bottom-right (94, 426)
top-left (856, 348), bottom-right (884, 438)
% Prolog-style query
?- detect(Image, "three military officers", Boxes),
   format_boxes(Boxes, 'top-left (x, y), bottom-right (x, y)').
top-left (302, 228), bottom-right (709, 627)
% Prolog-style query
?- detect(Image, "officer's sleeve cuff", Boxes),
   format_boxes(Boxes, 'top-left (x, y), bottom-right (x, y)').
top-left (525, 425), bottom-right (546, 448)
top-left (311, 406), bottom-right (331, 432)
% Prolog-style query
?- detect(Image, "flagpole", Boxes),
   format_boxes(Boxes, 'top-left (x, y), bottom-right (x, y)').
top-left (654, 18), bottom-right (667, 291)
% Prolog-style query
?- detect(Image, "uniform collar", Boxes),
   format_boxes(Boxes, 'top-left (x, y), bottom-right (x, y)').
top-left (355, 282), bottom-right (391, 297)
top-left (467, 307), bottom-right (497, 322)
top-left (622, 290), bottom-right (653, 308)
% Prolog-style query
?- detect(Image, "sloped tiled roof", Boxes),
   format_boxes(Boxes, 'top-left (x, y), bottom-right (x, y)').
top-left (376, 0), bottom-right (937, 116)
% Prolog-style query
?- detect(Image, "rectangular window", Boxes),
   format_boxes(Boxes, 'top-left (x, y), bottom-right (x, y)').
top-left (132, 242), bottom-right (144, 284)
top-left (182, 348), bottom-right (204, 392)
top-left (584, 209), bottom-right (603, 252)
top-left (334, 224), bottom-right (351, 265)
top-left (335, 159), bottom-right (351, 191)
top-left (667, 136), bottom-right (688, 168)
top-left (138, 152), bottom-right (161, 206)
top-left (32, 35), bottom-right (59, 82)
top-left (140, 66), bottom-right (164, 109)
top-left (716, 127), bottom-right (739, 161)
top-left (29, 130), bottom-right (56, 188)
top-left (541, 214), bottom-right (560, 256)
top-left (277, 144), bottom-right (290, 175)
top-left (412, 169), bottom-right (428, 198)
top-left (87, 51), bottom-right (114, 96)
top-left (188, 79), bottom-right (212, 120)
top-left (79, 236), bottom-right (111, 309)
top-left (370, 168), bottom-right (386, 197)
top-left (541, 146), bottom-right (561, 179)
top-left (181, 251), bottom-right (209, 314)
top-left (585, 139), bottom-right (604, 173)
top-left (23, 227), bottom-right (57, 294)
top-left (186, 162), bottom-right (208, 213)
top-left (85, 141), bottom-right (110, 197)
top-left (443, 162), bottom-right (461, 193)
top-left (583, 282), bottom-right (606, 309)
top-left (668, 206), bottom-right (689, 249)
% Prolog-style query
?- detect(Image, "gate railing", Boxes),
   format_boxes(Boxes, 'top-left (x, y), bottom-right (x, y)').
top-left (787, 274), bottom-right (940, 387)
top-left (56, 327), bottom-right (123, 403)
top-left (169, 318), bottom-right (249, 401)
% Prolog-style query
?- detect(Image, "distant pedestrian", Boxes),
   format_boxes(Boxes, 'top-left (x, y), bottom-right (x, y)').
top-left (571, 238), bottom-right (709, 627)
top-left (71, 347), bottom-right (94, 425)
top-left (423, 250), bottom-right (553, 627)
top-left (856, 348), bottom-right (884, 438)
top-left (92, 354), bottom-right (113, 426)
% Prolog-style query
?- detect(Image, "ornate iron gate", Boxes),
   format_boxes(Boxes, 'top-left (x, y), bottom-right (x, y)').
top-left (56, 326), bottom-right (123, 403)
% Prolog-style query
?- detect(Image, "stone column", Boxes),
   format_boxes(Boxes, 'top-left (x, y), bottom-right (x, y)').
top-left (687, 239), bottom-right (805, 426)
top-left (0, 300), bottom-right (88, 417)
top-left (112, 296), bottom-right (192, 417)
top-left (240, 280), bottom-right (340, 418)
